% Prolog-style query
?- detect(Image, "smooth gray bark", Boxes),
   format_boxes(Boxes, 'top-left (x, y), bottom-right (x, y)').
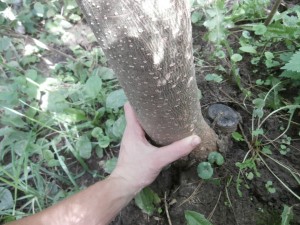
top-left (77, 0), bottom-right (217, 158)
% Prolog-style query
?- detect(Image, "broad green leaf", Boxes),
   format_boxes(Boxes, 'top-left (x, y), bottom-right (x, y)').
top-left (134, 187), bottom-right (161, 216)
top-left (185, 210), bottom-right (213, 225)
top-left (280, 71), bottom-right (300, 80)
top-left (205, 74), bottom-right (223, 83)
top-left (281, 50), bottom-right (300, 72)
top-left (197, 162), bottom-right (213, 180)
top-left (58, 108), bottom-right (86, 123)
top-left (252, 128), bottom-right (264, 137)
top-left (246, 172), bottom-right (254, 180)
top-left (44, 150), bottom-right (54, 161)
top-left (191, 11), bottom-right (202, 23)
top-left (239, 45), bottom-right (257, 54)
top-left (69, 14), bottom-right (81, 22)
top-left (64, 0), bottom-right (78, 10)
top-left (14, 139), bottom-right (29, 156)
top-left (0, 36), bottom-right (11, 52)
top-left (265, 52), bottom-right (274, 60)
top-left (106, 89), bottom-right (127, 109)
top-left (208, 152), bottom-right (224, 166)
top-left (25, 69), bottom-right (38, 80)
top-left (47, 159), bottom-right (60, 167)
top-left (281, 205), bottom-right (293, 225)
top-left (112, 115), bottom-right (126, 139)
top-left (76, 135), bottom-right (92, 159)
top-left (34, 2), bottom-right (45, 17)
top-left (231, 54), bottom-right (242, 62)
top-left (95, 146), bottom-right (104, 158)
top-left (104, 157), bottom-right (118, 174)
top-left (98, 135), bottom-right (110, 148)
top-left (85, 74), bottom-right (102, 99)
top-left (253, 98), bottom-right (265, 109)
top-left (97, 67), bottom-right (115, 80)
top-left (232, 131), bottom-right (244, 141)
top-left (0, 188), bottom-right (13, 210)
top-left (262, 146), bottom-right (272, 155)
top-left (91, 127), bottom-right (104, 139)
top-left (283, 15), bottom-right (298, 27)
top-left (253, 23), bottom-right (267, 35)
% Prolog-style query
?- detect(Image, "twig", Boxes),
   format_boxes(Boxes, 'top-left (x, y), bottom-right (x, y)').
top-left (0, 30), bottom-right (77, 61)
top-left (264, 0), bottom-right (282, 26)
top-left (164, 192), bottom-right (173, 225)
top-left (207, 191), bottom-right (222, 220)
top-left (177, 181), bottom-right (203, 208)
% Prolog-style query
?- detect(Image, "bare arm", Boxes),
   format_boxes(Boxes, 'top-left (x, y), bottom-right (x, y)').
top-left (7, 103), bottom-right (201, 225)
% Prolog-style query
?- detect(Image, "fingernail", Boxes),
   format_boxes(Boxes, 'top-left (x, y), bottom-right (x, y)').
top-left (191, 136), bottom-right (201, 147)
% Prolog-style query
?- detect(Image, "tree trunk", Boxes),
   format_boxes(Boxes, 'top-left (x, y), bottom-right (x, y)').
top-left (76, 0), bottom-right (217, 158)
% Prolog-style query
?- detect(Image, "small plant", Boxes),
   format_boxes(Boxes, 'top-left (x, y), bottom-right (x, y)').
top-left (134, 187), bottom-right (161, 216)
top-left (197, 152), bottom-right (224, 180)
top-left (185, 210), bottom-right (213, 225)
top-left (197, 162), bottom-right (214, 180)
top-left (265, 180), bottom-right (276, 194)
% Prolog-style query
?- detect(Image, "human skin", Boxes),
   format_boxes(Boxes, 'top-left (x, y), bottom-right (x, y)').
top-left (7, 103), bottom-right (201, 225)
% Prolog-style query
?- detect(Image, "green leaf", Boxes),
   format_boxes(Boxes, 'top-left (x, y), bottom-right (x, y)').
top-left (69, 14), bottom-right (81, 22)
top-left (34, 2), bottom-right (45, 17)
top-left (231, 131), bottom-right (244, 142)
top-left (208, 152), bottom-right (224, 166)
top-left (265, 181), bottom-right (276, 194)
top-left (231, 54), bottom-right (242, 62)
top-left (112, 115), bottom-right (126, 139)
top-left (282, 15), bottom-right (298, 27)
top-left (91, 127), bottom-right (104, 139)
top-left (106, 89), bottom-right (127, 109)
top-left (104, 157), bottom-right (118, 174)
top-left (253, 23), bottom-right (267, 35)
top-left (281, 205), bottom-right (294, 225)
top-left (281, 50), bottom-right (300, 72)
top-left (262, 146), bottom-right (272, 155)
top-left (239, 45), bottom-right (257, 54)
top-left (280, 70), bottom-right (300, 80)
top-left (44, 150), bottom-right (54, 161)
top-left (197, 162), bottom-right (213, 180)
top-left (191, 11), bottom-right (202, 23)
top-left (135, 187), bottom-right (161, 216)
top-left (0, 188), bottom-right (13, 210)
top-left (95, 67), bottom-right (116, 80)
top-left (185, 210), bottom-right (213, 225)
top-left (252, 128), bottom-right (264, 137)
top-left (98, 135), bottom-right (110, 148)
top-left (265, 51), bottom-right (274, 60)
top-left (85, 74), bottom-right (102, 99)
top-left (0, 36), bottom-right (11, 52)
top-left (246, 172), bottom-right (254, 180)
top-left (76, 135), bottom-right (92, 159)
top-left (253, 98), bottom-right (265, 109)
top-left (61, 108), bottom-right (86, 123)
top-left (205, 73), bottom-right (223, 83)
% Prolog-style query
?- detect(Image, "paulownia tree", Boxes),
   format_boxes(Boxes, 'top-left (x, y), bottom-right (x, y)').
top-left (76, 0), bottom-right (218, 158)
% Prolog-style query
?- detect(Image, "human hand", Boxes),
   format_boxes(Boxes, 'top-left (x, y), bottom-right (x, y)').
top-left (110, 103), bottom-right (201, 194)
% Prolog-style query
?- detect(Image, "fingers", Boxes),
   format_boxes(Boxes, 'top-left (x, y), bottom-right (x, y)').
top-left (124, 102), bottom-right (145, 137)
top-left (154, 135), bottom-right (201, 168)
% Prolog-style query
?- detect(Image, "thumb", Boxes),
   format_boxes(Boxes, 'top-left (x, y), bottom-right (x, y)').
top-left (154, 135), bottom-right (201, 168)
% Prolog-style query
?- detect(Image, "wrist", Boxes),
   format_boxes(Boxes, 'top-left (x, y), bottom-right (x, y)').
top-left (108, 172), bottom-right (142, 196)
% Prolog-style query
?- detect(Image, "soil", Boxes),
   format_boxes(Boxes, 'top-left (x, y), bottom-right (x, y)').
top-left (36, 19), bottom-right (300, 225)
